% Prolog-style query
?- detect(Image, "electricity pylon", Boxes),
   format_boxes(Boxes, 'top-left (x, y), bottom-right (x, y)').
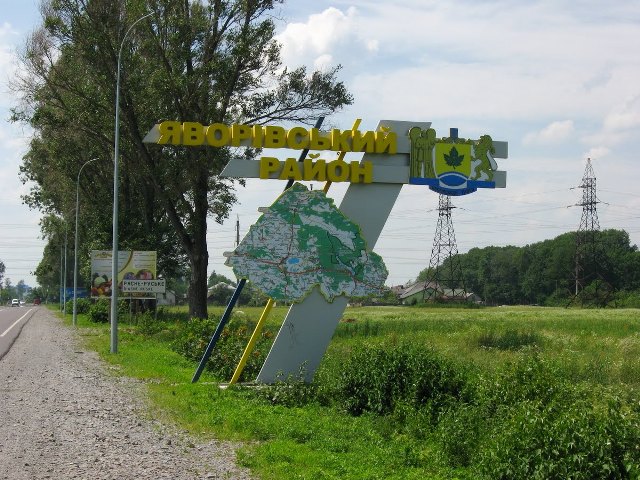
top-left (571, 158), bottom-right (612, 306)
top-left (423, 194), bottom-right (467, 302)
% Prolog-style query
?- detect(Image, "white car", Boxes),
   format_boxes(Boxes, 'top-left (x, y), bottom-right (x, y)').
top-left (11, 299), bottom-right (19, 307)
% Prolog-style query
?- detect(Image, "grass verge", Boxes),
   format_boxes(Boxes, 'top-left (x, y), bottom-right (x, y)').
top-left (61, 308), bottom-right (460, 479)
top-left (56, 305), bottom-right (640, 479)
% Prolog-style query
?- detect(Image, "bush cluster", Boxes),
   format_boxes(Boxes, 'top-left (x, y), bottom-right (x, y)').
top-left (170, 316), bottom-right (275, 382)
top-left (435, 356), bottom-right (640, 478)
top-left (268, 344), bottom-right (640, 478)
top-left (329, 342), bottom-right (467, 417)
top-left (88, 300), bottom-right (109, 323)
top-left (167, 322), bottom-right (640, 478)
top-left (131, 311), bottom-right (164, 335)
top-left (86, 300), bottom-right (129, 323)
top-left (63, 297), bottom-right (91, 315)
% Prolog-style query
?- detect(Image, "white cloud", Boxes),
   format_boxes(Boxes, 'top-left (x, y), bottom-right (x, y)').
top-left (603, 95), bottom-right (640, 132)
top-left (276, 7), bottom-right (378, 70)
top-left (314, 53), bottom-right (333, 71)
top-left (584, 146), bottom-right (610, 161)
top-left (582, 95), bottom-right (640, 153)
top-left (0, 21), bottom-right (18, 39)
top-left (365, 39), bottom-right (379, 53)
top-left (0, 25), bottom-right (19, 108)
top-left (276, 7), bottom-right (353, 61)
top-left (523, 120), bottom-right (575, 145)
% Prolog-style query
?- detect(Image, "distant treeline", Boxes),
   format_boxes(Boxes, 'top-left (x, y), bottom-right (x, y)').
top-left (417, 229), bottom-right (640, 306)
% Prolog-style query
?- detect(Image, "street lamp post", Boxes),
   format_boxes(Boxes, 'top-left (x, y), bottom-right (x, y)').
top-left (63, 226), bottom-right (68, 314)
top-left (59, 244), bottom-right (63, 311)
top-left (73, 157), bottom-right (98, 327)
top-left (110, 12), bottom-right (152, 354)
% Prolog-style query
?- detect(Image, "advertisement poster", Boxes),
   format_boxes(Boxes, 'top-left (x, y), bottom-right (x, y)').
top-left (90, 250), bottom-right (157, 299)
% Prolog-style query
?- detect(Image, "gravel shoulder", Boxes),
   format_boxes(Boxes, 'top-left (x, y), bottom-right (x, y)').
top-left (0, 307), bottom-right (253, 480)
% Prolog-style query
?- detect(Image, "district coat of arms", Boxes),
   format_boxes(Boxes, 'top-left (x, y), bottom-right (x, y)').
top-left (408, 127), bottom-right (498, 195)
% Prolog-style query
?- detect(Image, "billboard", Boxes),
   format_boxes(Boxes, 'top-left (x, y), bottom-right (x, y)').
top-left (60, 287), bottom-right (89, 300)
top-left (90, 250), bottom-right (157, 299)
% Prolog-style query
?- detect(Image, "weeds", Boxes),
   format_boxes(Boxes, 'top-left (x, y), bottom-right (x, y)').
top-left (476, 329), bottom-right (541, 350)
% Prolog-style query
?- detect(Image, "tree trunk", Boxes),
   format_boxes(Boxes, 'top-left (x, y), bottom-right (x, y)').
top-left (188, 237), bottom-right (209, 319)
top-left (188, 157), bottom-right (211, 319)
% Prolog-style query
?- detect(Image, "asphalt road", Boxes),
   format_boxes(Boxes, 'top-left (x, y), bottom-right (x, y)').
top-left (0, 306), bottom-right (36, 359)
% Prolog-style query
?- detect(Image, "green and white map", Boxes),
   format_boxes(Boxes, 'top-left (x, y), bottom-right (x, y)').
top-left (224, 183), bottom-right (388, 302)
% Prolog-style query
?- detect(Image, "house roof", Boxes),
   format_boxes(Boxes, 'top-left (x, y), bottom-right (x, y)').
top-left (207, 282), bottom-right (236, 297)
top-left (397, 281), bottom-right (477, 301)
top-left (398, 281), bottom-right (441, 299)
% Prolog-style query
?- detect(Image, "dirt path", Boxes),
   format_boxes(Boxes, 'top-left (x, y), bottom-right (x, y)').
top-left (0, 307), bottom-right (253, 480)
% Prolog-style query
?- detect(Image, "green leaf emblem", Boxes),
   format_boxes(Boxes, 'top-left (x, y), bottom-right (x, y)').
top-left (444, 146), bottom-right (464, 169)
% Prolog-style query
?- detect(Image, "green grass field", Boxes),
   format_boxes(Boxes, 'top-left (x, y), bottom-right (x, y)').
top-left (329, 305), bottom-right (640, 385)
top-left (63, 305), bottom-right (640, 479)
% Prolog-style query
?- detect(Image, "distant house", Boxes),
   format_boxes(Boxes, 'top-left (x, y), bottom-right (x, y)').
top-left (389, 284), bottom-right (407, 296)
top-left (207, 282), bottom-right (236, 304)
top-left (398, 281), bottom-right (439, 304)
top-left (397, 281), bottom-right (481, 305)
top-left (157, 289), bottom-right (176, 306)
top-left (208, 282), bottom-right (235, 294)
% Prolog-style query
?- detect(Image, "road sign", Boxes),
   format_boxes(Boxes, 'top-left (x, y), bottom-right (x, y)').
top-left (121, 279), bottom-right (166, 294)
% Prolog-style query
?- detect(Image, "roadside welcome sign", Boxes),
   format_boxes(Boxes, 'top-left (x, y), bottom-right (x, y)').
top-left (144, 119), bottom-right (507, 382)
top-left (144, 121), bottom-right (506, 195)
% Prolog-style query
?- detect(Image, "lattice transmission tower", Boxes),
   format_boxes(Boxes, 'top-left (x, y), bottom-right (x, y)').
top-left (423, 194), bottom-right (467, 302)
top-left (571, 158), bottom-right (612, 306)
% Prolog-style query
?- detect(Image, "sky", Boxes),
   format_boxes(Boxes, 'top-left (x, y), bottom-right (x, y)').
top-left (1, 1), bottom-right (639, 290)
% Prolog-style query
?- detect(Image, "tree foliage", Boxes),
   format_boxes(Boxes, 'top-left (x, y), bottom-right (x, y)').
top-left (12, 0), bottom-right (352, 317)
top-left (417, 229), bottom-right (640, 306)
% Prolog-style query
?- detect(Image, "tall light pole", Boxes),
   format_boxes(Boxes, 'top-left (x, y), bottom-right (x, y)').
top-left (111, 12), bottom-right (152, 354)
top-left (59, 243), bottom-right (63, 311)
top-left (73, 157), bottom-right (98, 327)
top-left (63, 226), bottom-right (68, 315)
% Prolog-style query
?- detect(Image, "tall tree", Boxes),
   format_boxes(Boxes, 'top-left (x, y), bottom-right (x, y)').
top-left (13, 0), bottom-right (352, 317)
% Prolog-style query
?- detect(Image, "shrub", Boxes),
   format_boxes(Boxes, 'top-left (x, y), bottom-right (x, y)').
top-left (435, 402), bottom-right (485, 467)
top-left (435, 357), bottom-right (566, 469)
top-left (474, 355), bottom-right (568, 415)
top-left (475, 394), bottom-right (640, 479)
top-left (333, 319), bottom-right (381, 339)
top-left (132, 311), bottom-right (163, 336)
top-left (64, 297), bottom-right (91, 314)
top-left (255, 364), bottom-right (318, 407)
top-left (88, 300), bottom-right (109, 323)
top-left (614, 291), bottom-right (640, 308)
top-left (86, 299), bottom-right (128, 323)
top-left (448, 357), bottom-right (640, 478)
top-left (332, 342), bottom-right (468, 417)
top-left (171, 316), bottom-right (276, 382)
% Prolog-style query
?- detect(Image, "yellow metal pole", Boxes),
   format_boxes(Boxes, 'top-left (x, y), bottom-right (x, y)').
top-left (229, 298), bottom-right (275, 384)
